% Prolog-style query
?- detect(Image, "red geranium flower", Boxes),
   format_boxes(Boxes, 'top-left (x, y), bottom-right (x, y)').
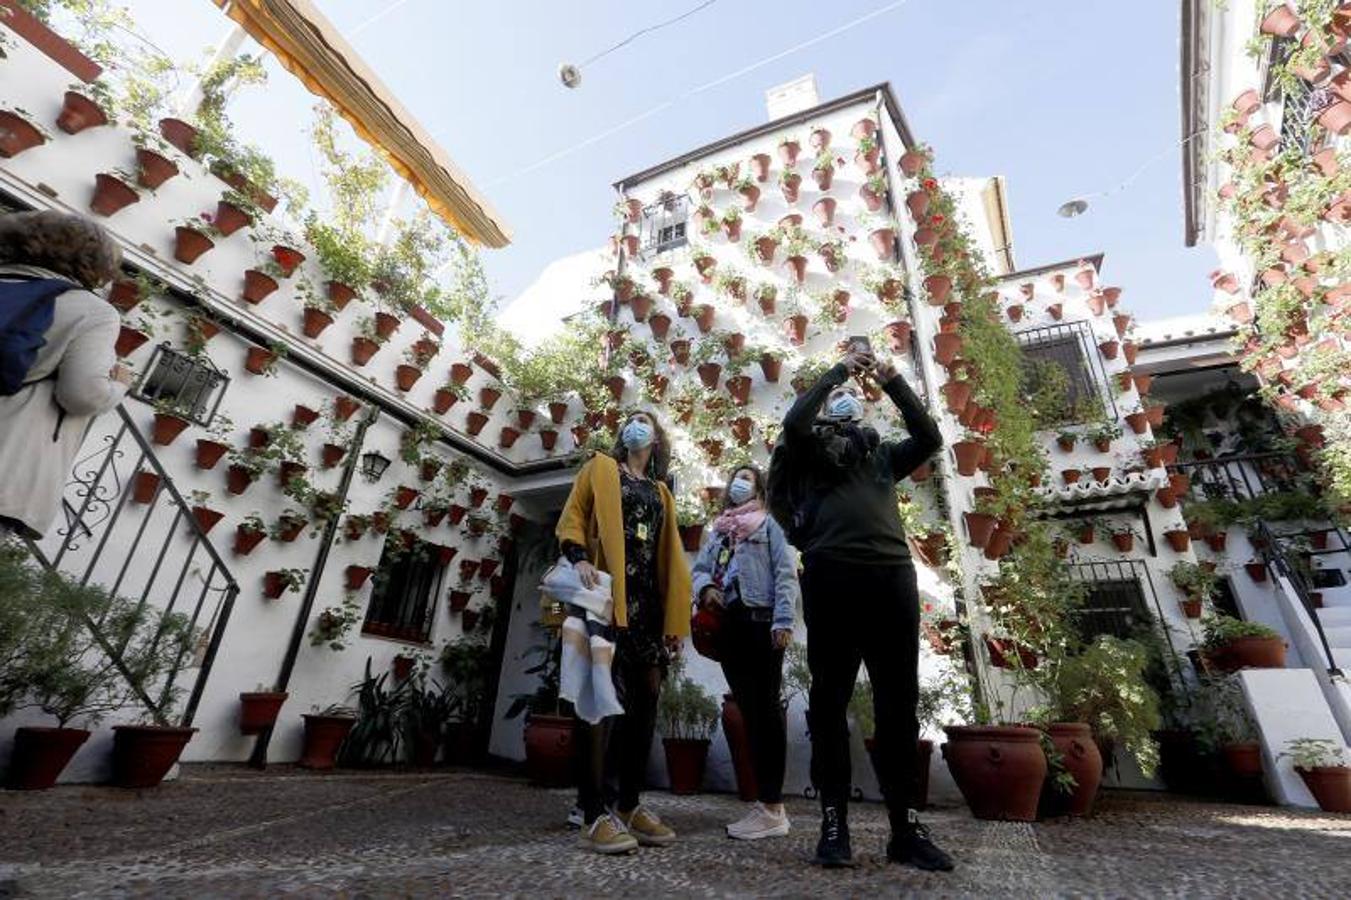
top-left (922, 177), bottom-right (938, 191)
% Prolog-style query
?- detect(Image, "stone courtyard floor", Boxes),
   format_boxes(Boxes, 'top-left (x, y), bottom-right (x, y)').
top-left (1, 766), bottom-right (1348, 898)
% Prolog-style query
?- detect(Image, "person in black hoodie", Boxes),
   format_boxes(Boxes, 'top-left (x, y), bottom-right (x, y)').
top-left (777, 347), bottom-right (952, 872)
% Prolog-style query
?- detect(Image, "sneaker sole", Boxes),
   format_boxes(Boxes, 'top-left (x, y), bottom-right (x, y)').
top-left (812, 854), bottom-right (856, 868)
top-left (727, 822), bottom-right (790, 841)
top-left (633, 832), bottom-right (677, 847)
top-left (579, 837), bottom-right (638, 855)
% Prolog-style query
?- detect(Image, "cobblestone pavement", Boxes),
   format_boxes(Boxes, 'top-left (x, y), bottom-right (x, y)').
top-left (1, 766), bottom-right (1349, 898)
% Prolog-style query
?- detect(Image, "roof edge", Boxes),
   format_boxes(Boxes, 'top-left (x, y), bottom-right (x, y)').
top-left (999, 253), bottom-right (1105, 282)
top-left (613, 82), bottom-right (916, 191)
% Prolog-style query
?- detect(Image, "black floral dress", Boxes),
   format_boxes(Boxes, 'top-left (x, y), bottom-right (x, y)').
top-left (616, 468), bottom-right (669, 678)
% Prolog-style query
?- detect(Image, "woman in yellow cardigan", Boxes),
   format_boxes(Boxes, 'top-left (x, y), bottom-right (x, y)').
top-left (556, 409), bottom-right (691, 855)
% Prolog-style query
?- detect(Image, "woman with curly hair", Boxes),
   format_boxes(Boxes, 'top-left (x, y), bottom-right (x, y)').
top-left (556, 409), bottom-right (691, 854)
top-left (0, 211), bottom-right (131, 538)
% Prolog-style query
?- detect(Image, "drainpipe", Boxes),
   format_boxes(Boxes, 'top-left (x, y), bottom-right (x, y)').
top-left (249, 406), bottom-right (380, 767)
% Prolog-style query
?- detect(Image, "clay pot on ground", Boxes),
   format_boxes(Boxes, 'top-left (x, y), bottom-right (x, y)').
top-left (524, 713), bottom-right (575, 786)
top-left (298, 714), bottom-right (356, 769)
top-left (239, 692), bottom-right (288, 735)
top-left (942, 725), bottom-right (1047, 822)
top-left (1296, 765), bottom-right (1351, 813)
top-left (5, 727), bottom-right (91, 789)
top-left (664, 736), bottom-right (711, 794)
top-left (110, 725), bottom-right (197, 789)
top-left (1038, 723), bottom-right (1104, 818)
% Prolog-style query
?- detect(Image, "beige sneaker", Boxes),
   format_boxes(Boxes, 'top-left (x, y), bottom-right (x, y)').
top-left (620, 805), bottom-right (677, 847)
top-left (727, 802), bottom-right (791, 841)
top-left (579, 814), bottom-right (638, 855)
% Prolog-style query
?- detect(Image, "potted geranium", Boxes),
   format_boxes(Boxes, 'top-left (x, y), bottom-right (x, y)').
top-left (658, 659), bottom-right (720, 794)
top-left (1169, 561), bottom-right (1218, 618)
top-left (1281, 738), bottom-right (1351, 813)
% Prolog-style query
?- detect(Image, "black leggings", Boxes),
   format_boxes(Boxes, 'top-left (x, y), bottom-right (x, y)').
top-left (574, 650), bottom-right (662, 824)
top-left (802, 557), bottom-right (920, 825)
top-left (719, 607), bottom-right (787, 804)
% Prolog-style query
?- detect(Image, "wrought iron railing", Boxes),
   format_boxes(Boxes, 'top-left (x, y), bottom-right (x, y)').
top-left (21, 403), bottom-right (239, 726)
top-left (1253, 519), bottom-right (1344, 675)
top-left (1015, 320), bottom-right (1118, 424)
top-left (1169, 451), bottom-right (1305, 502)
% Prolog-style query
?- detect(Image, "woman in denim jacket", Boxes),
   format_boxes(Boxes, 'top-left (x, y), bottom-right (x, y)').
top-left (691, 465), bottom-right (800, 840)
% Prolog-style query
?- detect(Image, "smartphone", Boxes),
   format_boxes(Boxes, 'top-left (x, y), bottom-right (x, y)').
top-left (846, 335), bottom-right (872, 355)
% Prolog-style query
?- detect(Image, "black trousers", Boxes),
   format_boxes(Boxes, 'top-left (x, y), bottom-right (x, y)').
top-left (802, 557), bottom-right (920, 826)
top-left (719, 606), bottom-right (787, 804)
top-left (574, 648), bottom-right (662, 824)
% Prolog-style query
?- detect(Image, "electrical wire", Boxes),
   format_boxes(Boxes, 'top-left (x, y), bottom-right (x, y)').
top-left (579, 0), bottom-right (721, 68)
top-left (349, 0), bottom-right (415, 37)
top-left (481, 0), bottom-right (914, 188)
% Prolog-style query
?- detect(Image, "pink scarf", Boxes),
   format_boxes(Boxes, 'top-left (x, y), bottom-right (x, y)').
top-left (710, 500), bottom-right (768, 543)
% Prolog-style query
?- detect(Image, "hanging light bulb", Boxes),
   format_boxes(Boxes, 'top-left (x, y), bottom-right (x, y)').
top-left (559, 63), bottom-right (581, 89)
top-left (1057, 198), bottom-right (1089, 218)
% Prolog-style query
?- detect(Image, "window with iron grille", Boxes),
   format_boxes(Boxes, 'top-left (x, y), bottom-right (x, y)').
top-left (362, 537), bottom-right (445, 643)
top-left (1074, 578), bottom-right (1151, 644)
top-left (640, 194), bottom-right (689, 257)
top-left (132, 344), bottom-right (228, 426)
top-left (1018, 322), bottom-right (1112, 426)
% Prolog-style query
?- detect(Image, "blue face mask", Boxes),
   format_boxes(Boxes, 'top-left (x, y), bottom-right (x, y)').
top-left (622, 419), bottom-right (654, 450)
top-left (826, 392), bottom-right (863, 421)
top-left (728, 477), bottom-right (755, 505)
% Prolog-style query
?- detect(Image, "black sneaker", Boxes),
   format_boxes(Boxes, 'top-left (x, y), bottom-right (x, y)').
top-left (887, 819), bottom-right (955, 872)
top-left (812, 805), bottom-right (854, 868)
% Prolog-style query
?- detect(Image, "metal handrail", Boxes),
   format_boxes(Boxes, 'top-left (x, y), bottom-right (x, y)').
top-left (1254, 519), bottom-right (1343, 676)
top-left (23, 403), bottom-right (239, 727)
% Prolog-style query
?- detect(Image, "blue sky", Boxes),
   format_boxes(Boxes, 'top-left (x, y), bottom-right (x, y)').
top-left (120, 0), bottom-right (1215, 321)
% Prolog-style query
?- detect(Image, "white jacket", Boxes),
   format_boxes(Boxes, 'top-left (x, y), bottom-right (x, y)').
top-left (0, 264), bottom-right (127, 536)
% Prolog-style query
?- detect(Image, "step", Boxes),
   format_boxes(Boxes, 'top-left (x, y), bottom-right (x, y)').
top-left (1317, 607), bottom-right (1351, 627)
top-left (1321, 625), bottom-right (1351, 649)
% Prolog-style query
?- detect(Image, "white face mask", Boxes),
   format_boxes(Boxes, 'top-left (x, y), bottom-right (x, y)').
top-left (728, 477), bottom-right (755, 505)
top-left (826, 392), bottom-right (864, 421)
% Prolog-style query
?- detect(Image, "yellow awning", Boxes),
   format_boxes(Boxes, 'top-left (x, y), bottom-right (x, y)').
top-left (214, 0), bottom-right (510, 247)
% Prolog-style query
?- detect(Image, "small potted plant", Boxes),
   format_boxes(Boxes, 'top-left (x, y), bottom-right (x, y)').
top-left (238, 684), bottom-right (289, 735)
top-left (263, 567), bottom-right (308, 599)
top-left (658, 659), bottom-right (720, 794)
top-left (1200, 615), bottom-right (1286, 673)
top-left (1280, 738), bottom-right (1351, 813)
top-left (504, 635), bottom-right (573, 785)
top-left (233, 512), bottom-right (268, 556)
top-left (1088, 419), bottom-right (1123, 453)
top-left (1170, 561), bottom-right (1219, 618)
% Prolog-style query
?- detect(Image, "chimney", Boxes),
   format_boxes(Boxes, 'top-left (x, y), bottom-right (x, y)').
top-left (766, 74), bottom-right (820, 121)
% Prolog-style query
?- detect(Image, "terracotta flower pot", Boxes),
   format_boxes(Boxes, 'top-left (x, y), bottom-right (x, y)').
top-left (111, 725), bottom-right (196, 789)
top-left (465, 411), bottom-right (490, 436)
top-left (1061, 468), bottom-right (1082, 486)
top-left (869, 227), bottom-right (896, 261)
top-left (933, 333), bottom-right (963, 366)
top-left (114, 325), bottom-right (148, 358)
top-left (812, 196), bottom-right (837, 226)
top-left (244, 347), bottom-right (276, 376)
top-left (4, 727), bottom-right (91, 790)
top-left (302, 307), bottom-right (334, 338)
top-left (235, 692), bottom-right (290, 736)
top-left (395, 364), bottom-right (422, 392)
top-left (89, 172), bottom-right (140, 217)
top-left (663, 737), bottom-right (711, 794)
top-left (1296, 766), bottom-right (1351, 813)
top-left (374, 312), bottom-right (401, 339)
top-left (953, 439), bottom-right (984, 477)
top-left (1039, 723), bottom-right (1103, 818)
top-left (151, 412), bottom-right (190, 446)
top-left (523, 713), bottom-right (575, 786)
top-left (778, 139), bottom-right (801, 167)
top-left (299, 714), bottom-right (356, 770)
top-left (213, 200), bottom-right (251, 237)
top-left (726, 375), bottom-right (753, 406)
top-left (942, 725), bottom-right (1047, 822)
top-left (134, 147), bottom-right (179, 190)
top-left (784, 314), bottom-right (808, 346)
top-left (131, 470), bottom-right (161, 504)
top-left (334, 396), bottom-right (361, 421)
top-left (963, 511), bottom-right (996, 548)
top-left (56, 90), bottom-right (107, 134)
top-left (1260, 3), bottom-right (1300, 36)
top-left (241, 269), bottom-right (279, 305)
top-left (1163, 529), bottom-right (1191, 552)
top-left (900, 148), bottom-right (926, 176)
top-left (325, 281), bottom-right (357, 311)
top-left (785, 255), bottom-right (807, 284)
top-left (1206, 636), bottom-right (1286, 673)
top-left (0, 110), bottom-right (47, 157)
top-left (750, 152), bottom-right (772, 182)
top-left (174, 227), bottom-right (215, 264)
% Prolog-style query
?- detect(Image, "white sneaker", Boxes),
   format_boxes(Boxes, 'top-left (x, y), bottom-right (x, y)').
top-left (727, 802), bottom-right (791, 840)
top-left (567, 805), bottom-right (584, 828)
